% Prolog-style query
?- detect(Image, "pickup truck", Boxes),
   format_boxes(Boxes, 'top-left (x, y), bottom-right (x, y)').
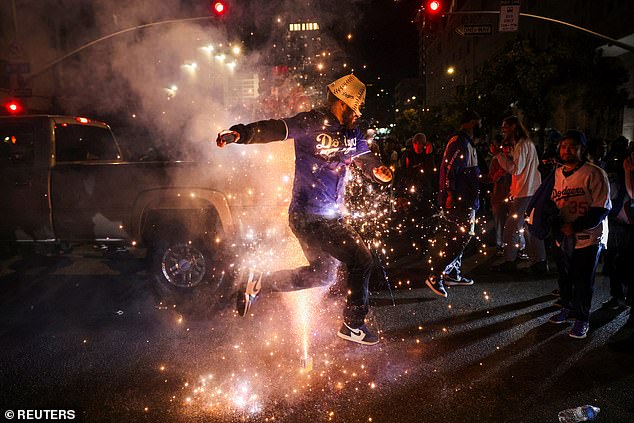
top-left (0, 114), bottom-right (293, 313)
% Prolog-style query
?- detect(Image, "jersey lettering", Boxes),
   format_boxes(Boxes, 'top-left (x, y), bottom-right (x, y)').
top-left (551, 186), bottom-right (585, 202)
top-left (316, 133), bottom-right (358, 158)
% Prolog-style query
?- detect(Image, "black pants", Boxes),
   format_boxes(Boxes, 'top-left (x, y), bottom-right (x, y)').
top-left (605, 220), bottom-right (633, 302)
top-left (435, 207), bottom-right (474, 278)
top-left (555, 242), bottom-right (602, 322)
top-left (268, 213), bottom-right (373, 328)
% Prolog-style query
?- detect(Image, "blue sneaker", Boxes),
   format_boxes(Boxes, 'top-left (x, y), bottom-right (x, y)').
top-left (569, 320), bottom-right (590, 339)
top-left (548, 308), bottom-right (572, 324)
top-left (337, 323), bottom-right (379, 345)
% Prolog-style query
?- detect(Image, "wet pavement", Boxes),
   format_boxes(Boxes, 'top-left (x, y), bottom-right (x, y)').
top-left (0, 245), bottom-right (633, 422)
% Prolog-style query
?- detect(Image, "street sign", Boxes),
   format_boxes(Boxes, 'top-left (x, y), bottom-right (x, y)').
top-left (457, 24), bottom-right (493, 36)
top-left (499, 0), bottom-right (520, 32)
top-left (5, 62), bottom-right (31, 74)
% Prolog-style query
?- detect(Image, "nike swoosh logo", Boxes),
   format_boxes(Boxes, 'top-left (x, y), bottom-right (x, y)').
top-left (344, 324), bottom-right (364, 339)
top-left (350, 329), bottom-right (363, 337)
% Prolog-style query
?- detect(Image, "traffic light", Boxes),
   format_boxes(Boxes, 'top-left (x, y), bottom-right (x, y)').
top-left (4, 99), bottom-right (23, 115)
top-left (212, 1), bottom-right (226, 16)
top-left (426, 0), bottom-right (442, 14)
top-left (423, 0), bottom-right (445, 30)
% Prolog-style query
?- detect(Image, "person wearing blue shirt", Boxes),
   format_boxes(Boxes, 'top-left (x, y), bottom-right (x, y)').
top-left (217, 74), bottom-right (392, 345)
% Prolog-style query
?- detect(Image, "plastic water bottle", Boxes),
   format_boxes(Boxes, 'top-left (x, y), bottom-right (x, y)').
top-left (557, 405), bottom-right (600, 422)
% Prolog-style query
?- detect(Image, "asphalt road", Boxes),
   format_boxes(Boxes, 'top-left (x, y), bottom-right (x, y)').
top-left (1, 245), bottom-right (633, 423)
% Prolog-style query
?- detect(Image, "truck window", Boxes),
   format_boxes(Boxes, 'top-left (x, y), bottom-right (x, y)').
top-left (0, 123), bottom-right (35, 164)
top-left (55, 124), bottom-right (119, 161)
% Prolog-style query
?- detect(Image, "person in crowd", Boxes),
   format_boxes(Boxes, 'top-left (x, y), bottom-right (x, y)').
top-left (216, 74), bottom-right (393, 345)
top-left (539, 129), bottom-right (562, 178)
top-left (602, 136), bottom-right (632, 309)
top-left (548, 130), bottom-right (611, 339)
top-left (488, 136), bottom-right (525, 257)
top-left (494, 115), bottom-right (547, 273)
top-left (425, 110), bottom-right (481, 297)
top-left (393, 132), bottom-right (438, 213)
top-left (587, 137), bottom-right (608, 170)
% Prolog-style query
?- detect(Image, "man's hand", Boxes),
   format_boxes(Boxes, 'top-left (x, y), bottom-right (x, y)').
top-left (560, 222), bottom-right (575, 237)
top-left (216, 130), bottom-right (240, 148)
top-left (372, 165), bottom-right (393, 183)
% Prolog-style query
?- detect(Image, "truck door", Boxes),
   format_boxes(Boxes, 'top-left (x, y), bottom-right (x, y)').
top-left (0, 119), bottom-right (54, 241)
top-left (50, 119), bottom-right (128, 241)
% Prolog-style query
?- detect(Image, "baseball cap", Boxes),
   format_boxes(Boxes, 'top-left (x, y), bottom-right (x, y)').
top-left (327, 74), bottom-right (366, 117)
top-left (561, 130), bottom-right (587, 147)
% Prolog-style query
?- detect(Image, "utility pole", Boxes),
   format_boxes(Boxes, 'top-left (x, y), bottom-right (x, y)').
top-left (11, 0), bottom-right (18, 39)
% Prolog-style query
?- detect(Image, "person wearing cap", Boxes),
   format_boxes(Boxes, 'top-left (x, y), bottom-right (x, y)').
top-left (547, 130), bottom-right (611, 339)
top-left (216, 74), bottom-right (392, 345)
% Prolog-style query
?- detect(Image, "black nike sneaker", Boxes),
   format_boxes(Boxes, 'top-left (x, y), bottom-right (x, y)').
top-left (337, 323), bottom-right (379, 345)
top-left (235, 269), bottom-right (263, 317)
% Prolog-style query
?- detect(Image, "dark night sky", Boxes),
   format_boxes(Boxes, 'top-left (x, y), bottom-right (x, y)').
top-left (234, 0), bottom-right (421, 91)
top-left (353, 0), bottom-right (420, 87)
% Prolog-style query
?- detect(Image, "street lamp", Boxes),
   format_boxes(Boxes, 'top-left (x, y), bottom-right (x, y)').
top-left (446, 66), bottom-right (455, 75)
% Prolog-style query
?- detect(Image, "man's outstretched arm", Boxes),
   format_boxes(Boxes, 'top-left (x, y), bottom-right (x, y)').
top-left (217, 119), bottom-right (288, 147)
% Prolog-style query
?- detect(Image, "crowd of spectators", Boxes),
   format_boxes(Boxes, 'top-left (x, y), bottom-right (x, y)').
top-left (369, 116), bottom-right (633, 340)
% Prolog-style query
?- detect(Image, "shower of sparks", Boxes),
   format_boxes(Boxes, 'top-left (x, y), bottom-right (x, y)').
top-left (291, 290), bottom-right (316, 370)
top-left (343, 162), bottom-right (487, 291)
top-left (145, 38), bottom-right (491, 417)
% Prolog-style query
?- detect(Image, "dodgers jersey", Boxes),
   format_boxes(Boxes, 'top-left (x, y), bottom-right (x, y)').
top-left (284, 109), bottom-right (373, 217)
top-left (551, 162), bottom-right (611, 249)
top-left (231, 107), bottom-right (377, 218)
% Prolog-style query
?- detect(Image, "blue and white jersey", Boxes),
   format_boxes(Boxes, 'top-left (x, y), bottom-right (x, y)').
top-left (552, 162), bottom-right (611, 248)
top-left (283, 108), bottom-right (372, 217)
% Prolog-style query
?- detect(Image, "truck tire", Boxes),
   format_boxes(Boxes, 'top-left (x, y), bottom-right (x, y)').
top-left (149, 235), bottom-right (232, 317)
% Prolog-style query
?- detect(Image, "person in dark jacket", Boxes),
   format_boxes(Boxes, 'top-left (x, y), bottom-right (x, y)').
top-left (393, 132), bottom-right (438, 215)
top-left (216, 74), bottom-right (392, 345)
top-left (425, 110), bottom-right (481, 297)
top-left (602, 136), bottom-right (632, 310)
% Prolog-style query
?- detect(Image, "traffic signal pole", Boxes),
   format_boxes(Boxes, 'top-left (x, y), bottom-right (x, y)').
top-left (444, 10), bottom-right (634, 53)
top-left (28, 16), bottom-right (214, 80)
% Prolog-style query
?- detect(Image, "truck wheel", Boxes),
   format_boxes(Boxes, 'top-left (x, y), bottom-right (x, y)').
top-left (150, 237), bottom-right (232, 317)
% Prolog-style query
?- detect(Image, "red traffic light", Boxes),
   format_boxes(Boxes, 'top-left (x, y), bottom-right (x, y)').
top-left (427, 0), bottom-right (441, 13)
top-left (4, 100), bottom-right (23, 114)
top-left (212, 1), bottom-right (226, 15)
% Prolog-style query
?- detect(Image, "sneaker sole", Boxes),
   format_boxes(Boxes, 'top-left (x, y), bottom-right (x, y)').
top-left (337, 331), bottom-right (379, 345)
top-left (602, 302), bottom-right (626, 310)
top-left (569, 331), bottom-right (588, 339)
top-left (602, 305), bottom-right (621, 310)
top-left (444, 280), bottom-right (474, 286)
top-left (425, 279), bottom-right (447, 297)
top-left (236, 293), bottom-right (250, 317)
top-left (549, 318), bottom-right (574, 324)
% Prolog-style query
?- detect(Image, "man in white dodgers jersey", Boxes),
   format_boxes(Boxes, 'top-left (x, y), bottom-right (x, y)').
top-left (548, 130), bottom-right (611, 339)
